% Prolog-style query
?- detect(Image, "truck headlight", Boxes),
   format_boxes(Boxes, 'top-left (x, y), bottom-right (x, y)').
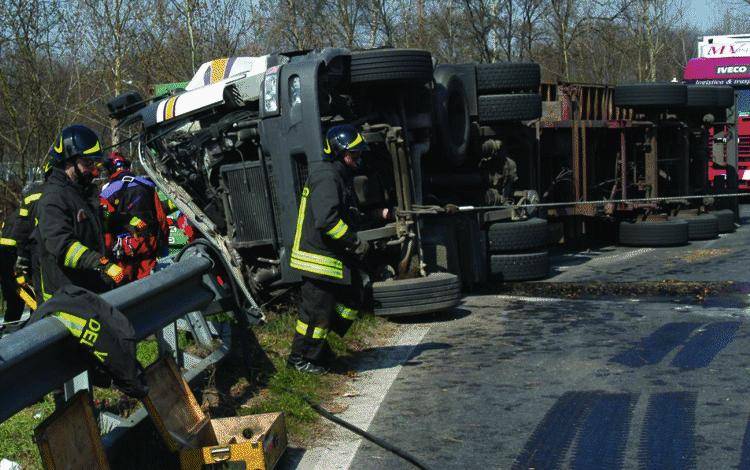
top-left (289, 76), bottom-right (302, 106)
top-left (263, 66), bottom-right (279, 113)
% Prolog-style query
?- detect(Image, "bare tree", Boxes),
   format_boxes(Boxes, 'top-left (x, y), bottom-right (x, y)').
top-left (463, 0), bottom-right (498, 62)
top-left (625, 0), bottom-right (684, 81)
top-left (517, 0), bottom-right (548, 61)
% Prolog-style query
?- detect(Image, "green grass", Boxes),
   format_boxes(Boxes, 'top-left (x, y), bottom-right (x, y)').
top-left (0, 395), bottom-right (55, 469)
top-left (240, 309), bottom-right (387, 441)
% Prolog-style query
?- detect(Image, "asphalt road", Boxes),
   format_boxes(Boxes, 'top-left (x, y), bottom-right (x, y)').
top-left (343, 207), bottom-right (750, 469)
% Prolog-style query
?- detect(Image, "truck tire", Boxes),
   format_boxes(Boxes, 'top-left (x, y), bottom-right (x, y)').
top-left (618, 219), bottom-right (688, 246)
top-left (613, 83), bottom-right (687, 108)
top-left (677, 213), bottom-right (719, 240)
top-left (713, 209), bottom-right (736, 233)
top-left (350, 49), bottom-right (433, 85)
top-left (487, 218), bottom-right (548, 253)
top-left (490, 251), bottom-right (549, 281)
top-left (372, 273), bottom-right (462, 317)
top-left (435, 63), bottom-right (478, 117)
top-left (715, 86), bottom-right (735, 108)
top-left (548, 221), bottom-right (564, 246)
top-left (687, 85), bottom-right (735, 109)
top-left (434, 71), bottom-right (470, 167)
top-left (478, 94), bottom-right (542, 123)
top-left (476, 62), bottom-right (541, 94)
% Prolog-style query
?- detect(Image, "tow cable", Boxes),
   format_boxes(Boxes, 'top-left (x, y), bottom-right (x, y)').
top-left (288, 388), bottom-right (433, 470)
top-left (402, 192), bottom-right (750, 214)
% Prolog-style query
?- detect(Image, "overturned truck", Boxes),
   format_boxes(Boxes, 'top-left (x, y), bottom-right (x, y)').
top-left (110, 49), bottom-right (547, 317)
top-left (535, 80), bottom-right (738, 247)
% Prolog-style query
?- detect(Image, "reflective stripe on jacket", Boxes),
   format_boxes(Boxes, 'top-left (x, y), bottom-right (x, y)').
top-left (289, 160), bottom-right (358, 284)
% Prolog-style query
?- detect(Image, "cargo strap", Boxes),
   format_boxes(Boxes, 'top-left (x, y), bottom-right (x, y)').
top-left (295, 320), bottom-right (328, 339)
top-left (16, 278), bottom-right (37, 311)
top-left (290, 186), bottom-right (344, 279)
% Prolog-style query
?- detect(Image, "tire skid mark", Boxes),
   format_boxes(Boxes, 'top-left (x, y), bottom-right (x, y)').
top-left (670, 321), bottom-right (741, 369)
top-left (512, 391), bottom-right (598, 470)
top-left (639, 392), bottom-right (697, 470)
top-left (571, 393), bottom-right (637, 470)
top-left (610, 322), bottom-right (702, 367)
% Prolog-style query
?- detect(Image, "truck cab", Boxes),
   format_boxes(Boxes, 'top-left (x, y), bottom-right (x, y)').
top-left (112, 48), bottom-right (467, 316)
top-left (684, 34), bottom-right (750, 193)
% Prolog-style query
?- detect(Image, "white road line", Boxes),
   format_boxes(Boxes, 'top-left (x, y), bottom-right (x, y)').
top-left (492, 294), bottom-right (563, 303)
top-left (550, 248), bottom-right (655, 279)
top-left (583, 247), bottom-right (655, 266)
top-left (295, 325), bottom-right (431, 470)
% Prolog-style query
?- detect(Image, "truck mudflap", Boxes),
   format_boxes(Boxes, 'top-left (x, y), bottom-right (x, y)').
top-left (138, 141), bottom-right (264, 323)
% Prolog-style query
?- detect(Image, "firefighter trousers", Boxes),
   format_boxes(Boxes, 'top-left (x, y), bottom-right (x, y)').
top-left (291, 276), bottom-right (361, 364)
top-left (0, 248), bottom-right (23, 323)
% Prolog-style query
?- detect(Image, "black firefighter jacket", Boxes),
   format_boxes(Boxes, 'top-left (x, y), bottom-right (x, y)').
top-left (29, 284), bottom-right (147, 398)
top-left (290, 160), bottom-right (360, 285)
top-left (0, 209), bottom-right (18, 253)
top-left (35, 168), bottom-right (108, 301)
top-left (11, 181), bottom-right (45, 261)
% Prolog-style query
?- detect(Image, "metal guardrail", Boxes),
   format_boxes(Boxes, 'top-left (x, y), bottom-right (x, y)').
top-left (0, 248), bottom-right (227, 424)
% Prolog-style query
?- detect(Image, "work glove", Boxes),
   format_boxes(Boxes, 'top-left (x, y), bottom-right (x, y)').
top-left (95, 258), bottom-right (125, 288)
top-left (14, 255), bottom-right (30, 278)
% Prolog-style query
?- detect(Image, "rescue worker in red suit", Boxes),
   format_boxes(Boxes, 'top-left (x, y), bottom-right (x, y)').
top-left (287, 124), bottom-right (372, 374)
top-left (100, 152), bottom-right (169, 283)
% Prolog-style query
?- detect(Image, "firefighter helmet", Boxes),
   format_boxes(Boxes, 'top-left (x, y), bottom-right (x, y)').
top-left (323, 124), bottom-right (369, 160)
top-left (48, 125), bottom-right (104, 164)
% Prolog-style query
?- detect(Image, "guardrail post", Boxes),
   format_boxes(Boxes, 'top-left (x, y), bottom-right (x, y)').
top-left (185, 311), bottom-right (214, 348)
top-left (156, 322), bottom-right (180, 366)
top-left (63, 371), bottom-right (90, 401)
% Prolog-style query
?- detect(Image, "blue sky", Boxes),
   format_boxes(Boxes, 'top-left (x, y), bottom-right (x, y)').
top-left (683, 0), bottom-right (721, 28)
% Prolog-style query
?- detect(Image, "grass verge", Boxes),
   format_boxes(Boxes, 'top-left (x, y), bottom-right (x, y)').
top-left (199, 305), bottom-right (393, 445)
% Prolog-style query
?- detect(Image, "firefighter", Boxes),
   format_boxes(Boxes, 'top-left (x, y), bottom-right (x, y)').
top-left (481, 139), bottom-right (518, 204)
top-left (35, 125), bottom-right (124, 304)
top-left (0, 209), bottom-right (24, 324)
top-left (287, 124), bottom-right (371, 374)
top-left (100, 151), bottom-right (168, 283)
top-left (12, 169), bottom-right (51, 310)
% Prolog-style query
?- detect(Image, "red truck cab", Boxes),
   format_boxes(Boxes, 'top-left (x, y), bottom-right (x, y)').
top-left (684, 34), bottom-right (750, 191)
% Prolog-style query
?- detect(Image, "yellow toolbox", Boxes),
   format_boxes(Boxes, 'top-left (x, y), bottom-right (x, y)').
top-left (143, 357), bottom-right (287, 470)
top-left (34, 391), bottom-right (110, 470)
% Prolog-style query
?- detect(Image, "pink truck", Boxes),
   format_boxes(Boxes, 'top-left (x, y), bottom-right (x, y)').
top-left (684, 34), bottom-right (750, 191)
